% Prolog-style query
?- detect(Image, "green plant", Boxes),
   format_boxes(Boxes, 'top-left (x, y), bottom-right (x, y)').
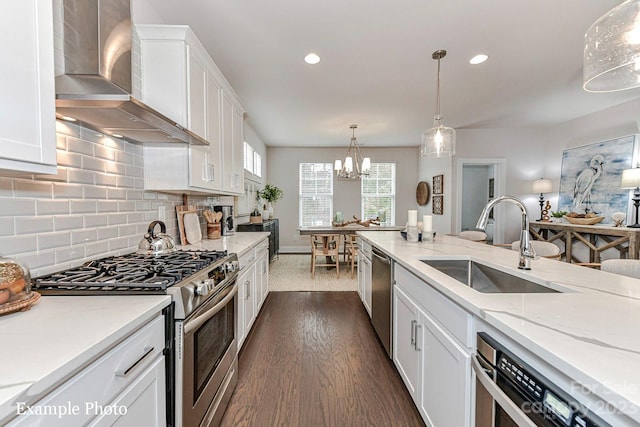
top-left (259, 184), bottom-right (284, 203)
top-left (551, 211), bottom-right (567, 218)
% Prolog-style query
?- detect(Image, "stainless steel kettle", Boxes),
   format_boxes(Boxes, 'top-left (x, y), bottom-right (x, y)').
top-left (137, 221), bottom-right (177, 255)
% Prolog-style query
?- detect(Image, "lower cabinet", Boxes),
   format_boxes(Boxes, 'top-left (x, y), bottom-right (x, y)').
top-left (237, 238), bottom-right (270, 351)
top-left (394, 284), bottom-right (471, 426)
top-left (357, 249), bottom-right (372, 316)
top-left (9, 315), bottom-right (166, 426)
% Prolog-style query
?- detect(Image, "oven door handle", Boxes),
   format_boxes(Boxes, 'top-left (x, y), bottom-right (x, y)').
top-left (185, 283), bottom-right (238, 335)
top-left (472, 355), bottom-right (537, 427)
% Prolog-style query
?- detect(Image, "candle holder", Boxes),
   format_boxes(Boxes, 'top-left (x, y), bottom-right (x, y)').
top-left (406, 225), bottom-right (419, 242)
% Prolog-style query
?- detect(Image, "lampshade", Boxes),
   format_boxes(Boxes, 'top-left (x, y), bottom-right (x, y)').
top-left (532, 178), bottom-right (552, 194)
top-left (421, 50), bottom-right (456, 158)
top-left (335, 124), bottom-right (370, 180)
top-left (583, 0), bottom-right (640, 92)
top-left (621, 168), bottom-right (640, 188)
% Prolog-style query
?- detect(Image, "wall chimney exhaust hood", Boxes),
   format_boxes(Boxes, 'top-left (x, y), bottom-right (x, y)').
top-left (55, 0), bottom-right (208, 146)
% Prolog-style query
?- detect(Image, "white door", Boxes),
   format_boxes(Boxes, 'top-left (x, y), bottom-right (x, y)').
top-left (393, 286), bottom-right (421, 402)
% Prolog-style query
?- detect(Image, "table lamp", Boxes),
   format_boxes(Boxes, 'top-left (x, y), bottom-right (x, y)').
top-left (532, 178), bottom-right (552, 221)
top-left (621, 168), bottom-right (640, 228)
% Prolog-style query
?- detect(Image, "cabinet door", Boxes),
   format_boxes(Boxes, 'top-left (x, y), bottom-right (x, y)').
top-left (259, 250), bottom-right (269, 307)
top-left (237, 263), bottom-right (256, 350)
top-left (231, 105), bottom-right (244, 192)
top-left (0, 0), bottom-right (56, 174)
top-left (393, 286), bottom-right (421, 401)
top-left (187, 45), bottom-right (207, 139)
top-left (418, 313), bottom-right (471, 427)
top-left (357, 252), bottom-right (365, 300)
top-left (91, 356), bottom-right (166, 427)
top-left (363, 257), bottom-right (372, 316)
top-left (205, 73), bottom-right (222, 191)
top-left (221, 92), bottom-right (234, 193)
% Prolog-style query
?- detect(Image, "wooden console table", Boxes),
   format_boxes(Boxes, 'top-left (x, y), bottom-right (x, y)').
top-left (529, 221), bottom-right (640, 263)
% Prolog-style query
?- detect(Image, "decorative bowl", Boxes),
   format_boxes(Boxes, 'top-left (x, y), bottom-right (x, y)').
top-left (563, 216), bottom-right (604, 225)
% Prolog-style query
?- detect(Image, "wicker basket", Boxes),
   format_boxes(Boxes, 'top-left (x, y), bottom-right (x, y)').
top-left (563, 216), bottom-right (604, 225)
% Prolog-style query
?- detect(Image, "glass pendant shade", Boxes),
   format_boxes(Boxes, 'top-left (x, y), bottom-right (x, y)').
top-left (584, 0), bottom-right (640, 92)
top-left (421, 117), bottom-right (456, 157)
top-left (421, 50), bottom-right (456, 158)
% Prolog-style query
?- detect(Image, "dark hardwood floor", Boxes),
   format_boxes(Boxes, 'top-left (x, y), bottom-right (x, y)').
top-left (220, 291), bottom-right (425, 427)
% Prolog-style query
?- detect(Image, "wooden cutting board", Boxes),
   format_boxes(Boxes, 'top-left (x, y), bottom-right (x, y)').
top-left (183, 212), bottom-right (202, 244)
top-left (176, 205), bottom-right (198, 245)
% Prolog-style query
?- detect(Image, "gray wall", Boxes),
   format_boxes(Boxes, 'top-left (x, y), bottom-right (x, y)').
top-left (267, 147), bottom-right (419, 251)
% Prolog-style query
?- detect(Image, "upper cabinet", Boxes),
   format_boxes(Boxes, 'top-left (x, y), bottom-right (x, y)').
top-left (137, 25), bottom-right (245, 195)
top-left (0, 1), bottom-right (57, 175)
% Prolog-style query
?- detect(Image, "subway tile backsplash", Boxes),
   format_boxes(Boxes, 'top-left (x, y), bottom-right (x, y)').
top-left (0, 120), bottom-right (212, 277)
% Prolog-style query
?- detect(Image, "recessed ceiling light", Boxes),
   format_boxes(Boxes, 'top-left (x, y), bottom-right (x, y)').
top-left (111, 133), bottom-right (123, 138)
top-left (59, 115), bottom-right (77, 122)
top-left (469, 54), bottom-right (488, 65)
top-left (304, 53), bottom-right (320, 65)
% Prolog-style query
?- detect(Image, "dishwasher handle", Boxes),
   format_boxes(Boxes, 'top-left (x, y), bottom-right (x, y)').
top-left (371, 247), bottom-right (391, 264)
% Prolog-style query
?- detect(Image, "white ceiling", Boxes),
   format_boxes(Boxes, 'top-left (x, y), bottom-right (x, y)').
top-left (143, 0), bottom-right (640, 147)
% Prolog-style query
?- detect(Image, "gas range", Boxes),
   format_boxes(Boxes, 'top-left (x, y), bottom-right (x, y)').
top-left (33, 250), bottom-right (239, 320)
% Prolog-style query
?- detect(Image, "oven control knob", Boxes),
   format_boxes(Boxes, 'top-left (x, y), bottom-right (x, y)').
top-left (225, 261), bottom-right (239, 273)
top-left (195, 279), bottom-right (215, 296)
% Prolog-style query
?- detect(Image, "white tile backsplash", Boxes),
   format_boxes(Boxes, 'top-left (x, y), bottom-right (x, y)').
top-left (0, 121), bottom-right (215, 277)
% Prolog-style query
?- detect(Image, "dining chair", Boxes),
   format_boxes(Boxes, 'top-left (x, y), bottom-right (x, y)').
top-left (508, 240), bottom-right (562, 260)
top-left (310, 234), bottom-right (341, 278)
top-left (458, 230), bottom-right (488, 243)
top-left (344, 234), bottom-right (358, 279)
top-left (578, 259), bottom-right (640, 279)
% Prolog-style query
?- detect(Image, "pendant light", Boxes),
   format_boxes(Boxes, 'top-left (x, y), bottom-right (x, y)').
top-left (334, 124), bottom-right (371, 180)
top-left (583, 0), bottom-right (640, 92)
top-left (421, 50), bottom-right (456, 157)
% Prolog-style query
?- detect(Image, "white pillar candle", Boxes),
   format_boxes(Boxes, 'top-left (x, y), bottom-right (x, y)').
top-left (408, 210), bottom-right (418, 226)
top-left (423, 215), bottom-right (432, 232)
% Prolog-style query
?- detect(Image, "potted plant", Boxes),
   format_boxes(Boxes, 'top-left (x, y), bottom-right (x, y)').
top-left (550, 211), bottom-right (567, 222)
top-left (259, 184), bottom-right (284, 219)
top-left (250, 207), bottom-right (263, 224)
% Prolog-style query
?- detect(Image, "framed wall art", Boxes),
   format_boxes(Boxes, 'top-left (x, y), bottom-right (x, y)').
top-left (557, 135), bottom-right (636, 222)
top-left (433, 195), bottom-right (443, 215)
top-left (433, 174), bottom-right (444, 194)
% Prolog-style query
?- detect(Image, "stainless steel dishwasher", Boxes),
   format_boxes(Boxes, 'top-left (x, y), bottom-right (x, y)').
top-left (371, 246), bottom-right (393, 357)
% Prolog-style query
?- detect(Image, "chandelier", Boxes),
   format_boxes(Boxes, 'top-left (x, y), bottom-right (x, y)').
top-left (583, 0), bottom-right (640, 92)
top-left (334, 124), bottom-right (371, 180)
top-left (420, 49), bottom-right (456, 158)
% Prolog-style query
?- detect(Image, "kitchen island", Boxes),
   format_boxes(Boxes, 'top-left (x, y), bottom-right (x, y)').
top-left (357, 230), bottom-right (640, 426)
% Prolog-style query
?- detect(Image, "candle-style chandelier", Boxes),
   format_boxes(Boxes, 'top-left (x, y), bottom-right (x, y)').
top-left (334, 124), bottom-right (371, 180)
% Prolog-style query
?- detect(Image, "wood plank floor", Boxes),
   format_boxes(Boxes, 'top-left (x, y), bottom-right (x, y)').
top-left (220, 291), bottom-right (425, 427)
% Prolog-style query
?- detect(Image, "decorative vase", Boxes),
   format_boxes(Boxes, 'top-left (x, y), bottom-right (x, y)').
top-left (268, 202), bottom-right (274, 219)
top-left (262, 205), bottom-right (269, 221)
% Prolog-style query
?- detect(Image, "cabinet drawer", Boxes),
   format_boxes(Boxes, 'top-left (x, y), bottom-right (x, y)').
top-left (238, 248), bottom-right (257, 269)
top-left (256, 240), bottom-right (269, 257)
top-left (10, 315), bottom-right (165, 426)
top-left (394, 264), bottom-right (472, 348)
top-left (358, 238), bottom-right (371, 258)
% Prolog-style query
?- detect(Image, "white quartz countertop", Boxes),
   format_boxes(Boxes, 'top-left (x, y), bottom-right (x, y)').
top-left (357, 231), bottom-right (640, 424)
top-left (177, 231), bottom-right (269, 256)
top-left (0, 295), bottom-right (171, 425)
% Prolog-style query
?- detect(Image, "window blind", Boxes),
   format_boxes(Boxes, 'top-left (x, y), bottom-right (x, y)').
top-left (299, 163), bottom-right (333, 227)
top-left (362, 163), bottom-right (395, 225)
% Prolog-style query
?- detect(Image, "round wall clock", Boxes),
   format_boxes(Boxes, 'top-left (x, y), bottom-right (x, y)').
top-left (416, 181), bottom-right (430, 206)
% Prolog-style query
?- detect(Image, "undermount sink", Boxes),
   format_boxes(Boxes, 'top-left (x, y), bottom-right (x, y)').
top-left (421, 259), bottom-right (559, 293)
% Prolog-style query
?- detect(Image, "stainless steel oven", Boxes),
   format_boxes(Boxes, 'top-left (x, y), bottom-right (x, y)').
top-left (176, 281), bottom-right (238, 427)
top-left (474, 333), bottom-right (609, 427)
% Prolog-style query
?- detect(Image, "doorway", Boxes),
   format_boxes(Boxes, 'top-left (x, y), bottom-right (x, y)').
top-left (455, 159), bottom-right (507, 244)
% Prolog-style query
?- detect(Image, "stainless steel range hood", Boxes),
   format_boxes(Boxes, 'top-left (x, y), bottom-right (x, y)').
top-left (55, 0), bottom-right (208, 145)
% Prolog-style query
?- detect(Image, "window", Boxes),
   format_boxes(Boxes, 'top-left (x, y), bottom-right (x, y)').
top-left (299, 163), bottom-right (333, 227)
top-left (362, 163), bottom-right (395, 225)
top-left (244, 141), bottom-right (262, 178)
top-left (243, 141), bottom-right (254, 173)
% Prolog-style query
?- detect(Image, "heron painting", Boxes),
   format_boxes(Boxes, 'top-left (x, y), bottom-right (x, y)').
top-left (558, 135), bottom-right (636, 223)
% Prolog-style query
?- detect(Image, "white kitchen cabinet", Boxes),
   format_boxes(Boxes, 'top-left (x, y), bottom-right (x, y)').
top-left (0, 0), bottom-right (56, 175)
top-left (91, 356), bottom-right (166, 427)
top-left (9, 315), bottom-right (166, 426)
top-left (394, 265), bottom-right (472, 426)
top-left (357, 238), bottom-right (372, 316)
top-left (255, 242), bottom-right (269, 313)
top-left (137, 25), bottom-right (242, 194)
top-left (237, 260), bottom-right (256, 350)
top-left (221, 90), bottom-right (245, 194)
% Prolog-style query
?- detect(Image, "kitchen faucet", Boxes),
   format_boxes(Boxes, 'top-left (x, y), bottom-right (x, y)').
top-left (476, 195), bottom-right (536, 270)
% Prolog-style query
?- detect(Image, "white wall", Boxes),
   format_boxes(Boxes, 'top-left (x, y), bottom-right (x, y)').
top-left (267, 147), bottom-right (419, 251)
